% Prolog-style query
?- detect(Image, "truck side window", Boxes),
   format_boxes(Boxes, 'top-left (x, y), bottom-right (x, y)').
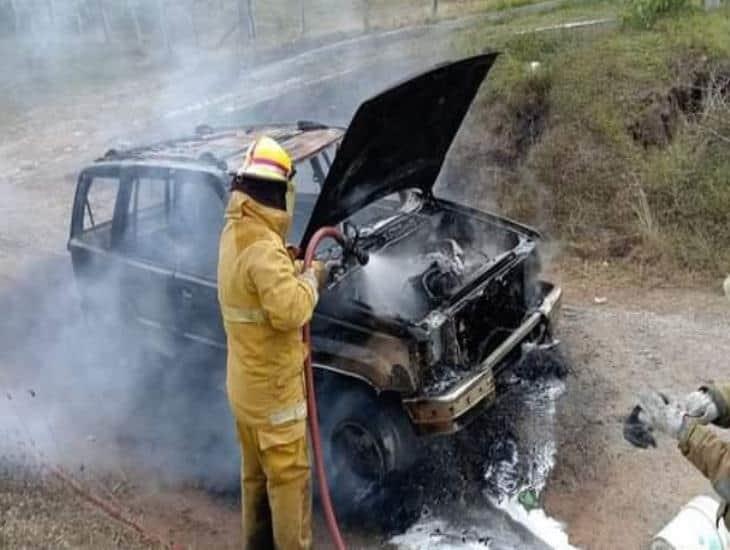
top-left (128, 177), bottom-right (169, 229)
top-left (119, 170), bottom-right (223, 279)
top-left (122, 176), bottom-right (174, 268)
top-left (172, 174), bottom-right (224, 280)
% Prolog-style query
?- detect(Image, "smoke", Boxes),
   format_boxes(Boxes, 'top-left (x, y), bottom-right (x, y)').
top-left (0, 0), bottom-right (465, 500)
top-left (0, 257), bottom-right (238, 490)
top-left (0, 6), bottom-right (575, 550)
top-left (345, 204), bottom-right (523, 321)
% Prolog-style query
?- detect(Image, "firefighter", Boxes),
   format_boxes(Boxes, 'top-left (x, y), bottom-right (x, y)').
top-left (640, 384), bottom-right (730, 529)
top-left (218, 136), bottom-right (325, 550)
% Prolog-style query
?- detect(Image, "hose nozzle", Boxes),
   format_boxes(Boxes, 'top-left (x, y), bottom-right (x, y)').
top-left (343, 237), bottom-right (369, 266)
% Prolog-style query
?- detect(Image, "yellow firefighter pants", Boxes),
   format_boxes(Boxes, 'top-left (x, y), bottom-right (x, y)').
top-left (235, 419), bottom-right (312, 550)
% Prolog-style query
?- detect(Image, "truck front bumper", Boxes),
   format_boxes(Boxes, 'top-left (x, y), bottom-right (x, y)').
top-left (403, 283), bottom-right (562, 435)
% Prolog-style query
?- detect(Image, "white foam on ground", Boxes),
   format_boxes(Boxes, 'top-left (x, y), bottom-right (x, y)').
top-left (391, 379), bottom-right (579, 549)
top-left (488, 380), bottom-right (579, 549)
top-left (390, 518), bottom-right (492, 549)
top-left (496, 497), bottom-right (578, 550)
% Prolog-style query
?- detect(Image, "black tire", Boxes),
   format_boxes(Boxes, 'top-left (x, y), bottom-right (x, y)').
top-left (317, 383), bottom-right (418, 517)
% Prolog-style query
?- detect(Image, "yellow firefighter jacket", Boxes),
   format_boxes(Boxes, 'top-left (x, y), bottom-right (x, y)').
top-left (217, 191), bottom-right (317, 428)
top-left (679, 383), bottom-right (730, 528)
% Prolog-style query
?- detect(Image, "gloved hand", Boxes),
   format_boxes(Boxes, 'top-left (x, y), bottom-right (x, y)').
top-left (298, 261), bottom-right (330, 297)
top-left (299, 268), bottom-right (319, 300)
top-left (638, 390), bottom-right (691, 441)
top-left (310, 260), bottom-right (329, 289)
top-left (682, 388), bottom-right (719, 424)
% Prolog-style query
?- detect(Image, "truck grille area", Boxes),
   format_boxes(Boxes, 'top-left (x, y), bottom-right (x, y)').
top-left (454, 264), bottom-right (528, 368)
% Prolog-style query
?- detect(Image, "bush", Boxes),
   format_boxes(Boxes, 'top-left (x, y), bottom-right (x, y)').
top-left (623, 0), bottom-right (691, 29)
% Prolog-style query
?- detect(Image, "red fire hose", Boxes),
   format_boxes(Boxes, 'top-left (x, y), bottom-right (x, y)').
top-left (303, 226), bottom-right (348, 550)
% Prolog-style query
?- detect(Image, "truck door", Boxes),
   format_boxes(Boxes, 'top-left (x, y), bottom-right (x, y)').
top-left (167, 170), bottom-right (226, 350)
top-left (70, 166), bottom-right (180, 349)
top-left (69, 165), bottom-right (126, 325)
top-left (115, 167), bottom-right (182, 349)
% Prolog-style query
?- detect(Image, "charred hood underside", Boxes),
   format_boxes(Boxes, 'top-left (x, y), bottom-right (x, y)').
top-left (301, 53), bottom-right (499, 246)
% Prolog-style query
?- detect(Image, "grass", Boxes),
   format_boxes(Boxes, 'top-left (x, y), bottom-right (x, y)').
top-left (450, 1), bottom-right (730, 281)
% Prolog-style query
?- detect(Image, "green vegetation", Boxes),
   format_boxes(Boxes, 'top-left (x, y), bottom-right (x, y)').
top-left (454, 3), bottom-right (730, 278)
top-left (623, 0), bottom-right (690, 29)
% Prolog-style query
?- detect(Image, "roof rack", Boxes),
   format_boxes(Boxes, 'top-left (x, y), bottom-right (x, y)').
top-left (94, 122), bottom-right (340, 169)
top-left (97, 147), bottom-right (228, 171)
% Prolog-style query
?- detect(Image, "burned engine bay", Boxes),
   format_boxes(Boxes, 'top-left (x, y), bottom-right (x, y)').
top-left (318, 195), bottom-right (539, 340)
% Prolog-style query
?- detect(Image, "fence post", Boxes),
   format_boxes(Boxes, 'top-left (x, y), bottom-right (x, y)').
top-left (363, 0), bottom-right (371, 31)
top-left (157, 0), bottom-right (171, 52)
top-left (73, 0), bottom-right (84, 34)
top-left (237, 0), bottom-right (256, 56)
top-left (9, 0), bottom-right (20, 32)
top-left (299, 0), bottom-right (306, 37)
top-left (98, 0), bottom-right (112, 43)
top-left (126, 0), bottom-right (144, 47)
top-left (189, 0), bottom-right (200, 47)
top-left (247, 0), bottom-right (256, 40)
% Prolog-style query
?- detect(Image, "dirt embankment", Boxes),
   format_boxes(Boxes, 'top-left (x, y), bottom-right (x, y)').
top-left (447, 6), bottom-right (730, 279)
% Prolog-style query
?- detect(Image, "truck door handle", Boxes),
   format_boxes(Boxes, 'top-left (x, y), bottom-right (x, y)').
top-left (181, 288), bottom-right (193, 300)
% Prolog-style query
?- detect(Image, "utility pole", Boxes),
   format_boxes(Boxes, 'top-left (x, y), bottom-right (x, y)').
top-left (432, 0), bottom-right (439, 18)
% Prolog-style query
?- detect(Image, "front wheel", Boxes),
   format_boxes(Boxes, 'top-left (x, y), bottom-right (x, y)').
top-left (317, 385), bottom-right (418, 517)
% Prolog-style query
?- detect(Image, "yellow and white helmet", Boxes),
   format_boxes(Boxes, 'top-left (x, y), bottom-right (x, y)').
top-left (237, 136), bottom-right (294, 184)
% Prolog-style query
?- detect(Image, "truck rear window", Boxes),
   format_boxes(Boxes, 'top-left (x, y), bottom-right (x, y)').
top-left (83, 177), bottom-right (119, 231)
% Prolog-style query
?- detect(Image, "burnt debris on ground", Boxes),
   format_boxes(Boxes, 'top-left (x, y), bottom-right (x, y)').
top-left (346, 347), bottom-right (570, 537)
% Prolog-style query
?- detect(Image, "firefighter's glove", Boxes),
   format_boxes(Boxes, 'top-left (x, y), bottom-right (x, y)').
top-left (638, 390), bottom-right (690, 441)
top-left (311, 260), bottom-right (330, 289)
top-left (299, 268), bottom-right (320, 303)
top-left (682, 388), bottom-right (719, 425)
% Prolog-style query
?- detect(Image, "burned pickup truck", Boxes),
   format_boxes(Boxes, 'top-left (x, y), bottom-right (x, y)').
top-left (69, 54), bottom-right (561, 497)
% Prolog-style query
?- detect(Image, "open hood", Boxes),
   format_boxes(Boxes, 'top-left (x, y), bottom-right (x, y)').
top-left (301, 53), bottom-right (498, 245)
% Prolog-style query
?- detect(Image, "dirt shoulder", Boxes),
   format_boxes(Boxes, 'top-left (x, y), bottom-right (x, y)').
top-left (544, 271), bottom-right (730, 549)
top-left (0, 465), bottom-right (158, 549)
top-left (2, 280), bottom-right (723, 550)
